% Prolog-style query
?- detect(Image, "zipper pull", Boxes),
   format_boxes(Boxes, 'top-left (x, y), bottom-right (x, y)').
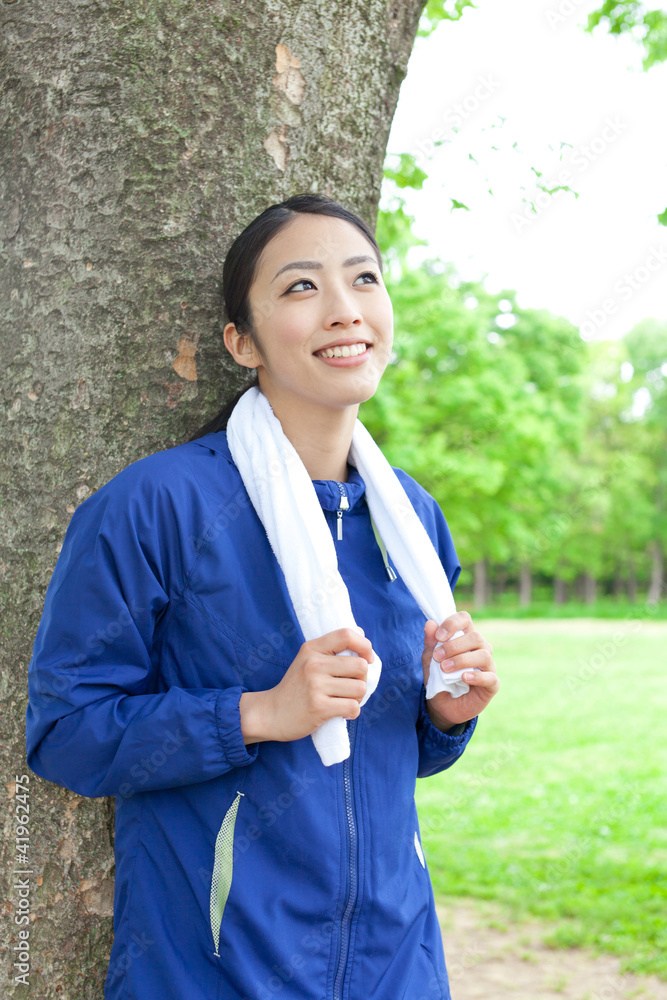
top-left (337, 509), bottom-right (343, 540)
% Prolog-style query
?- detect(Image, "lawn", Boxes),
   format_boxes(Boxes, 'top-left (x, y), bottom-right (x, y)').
top-left (417, 618), bottom-right (667, 979)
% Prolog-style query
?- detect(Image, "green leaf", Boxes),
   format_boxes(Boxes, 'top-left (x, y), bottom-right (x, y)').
top-left (587, 1), bottom-right (667, 69)
top-left (418, 0), bottom-right (476, 37)
top-left (382, 152), bottom-right (428, 190)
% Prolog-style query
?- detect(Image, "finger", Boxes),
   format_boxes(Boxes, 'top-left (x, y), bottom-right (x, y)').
top-left (435, 611), bottom-right (472, 639)
top-left (433, 630), bottom-right (493, 661)
top-left (462, 668), bottom-right (500, 694)
top-left (312, 629), bottom-right (375, 662)
top-left (435, 611), bottom-right (474, 642)
top-left (422, 619), bottom-right (440, 656)
top-left (437, 648), bottom-right (495, 673)
top-left (305, 653), bottom-right (369, 680)
top-left (325, 676), bottom-right (368, 700)
top-left (329, 655), bottom-right (369, 679)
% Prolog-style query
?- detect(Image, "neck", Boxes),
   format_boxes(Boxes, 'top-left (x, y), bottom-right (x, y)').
top-left (259, 390), bottom-right (358, 481)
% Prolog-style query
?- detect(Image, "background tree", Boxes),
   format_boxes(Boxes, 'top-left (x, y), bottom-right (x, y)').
top-left (624, 319), bottom-right (667, 603)
top-left (0, 2), bottom-right (427, 995)
top-left (369, 167), bottom-right (588, 607)
top-left (371, 164), bottom-right (663, 610)
top-left (587, 0), bottom-right (667, 69)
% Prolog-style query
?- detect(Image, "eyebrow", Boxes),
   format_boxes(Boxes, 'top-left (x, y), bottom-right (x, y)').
top-left (271, 254), bottom-right (378, 283)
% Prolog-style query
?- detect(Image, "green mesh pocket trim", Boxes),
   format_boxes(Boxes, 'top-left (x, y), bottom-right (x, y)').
top-left (209, 790), bottom-right (244, 956)
top-left (369, 512), bottom-right (397, 581)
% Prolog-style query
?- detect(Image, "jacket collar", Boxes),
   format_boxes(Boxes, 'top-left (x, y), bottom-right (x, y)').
top-left (193, 431), bottom-right (367, 512)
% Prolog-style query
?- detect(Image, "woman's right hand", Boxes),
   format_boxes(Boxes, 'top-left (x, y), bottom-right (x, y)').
top-left (239, 628), bottom-right (374, 744)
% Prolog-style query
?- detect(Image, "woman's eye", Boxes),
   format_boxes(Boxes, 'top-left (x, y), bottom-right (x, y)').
top-left (287, 278), bottom-right (316, 293)
top-left (354, 271), bottom-right (379, 285)
top-left (286, 271), bottom-right (379, 294)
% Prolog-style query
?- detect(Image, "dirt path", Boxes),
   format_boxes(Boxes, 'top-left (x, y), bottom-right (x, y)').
top-left (438, 899), bottom-right (667, 1000)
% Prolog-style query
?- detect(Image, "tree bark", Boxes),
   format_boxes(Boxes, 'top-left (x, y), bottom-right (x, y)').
top-left (473, 558), bottom-right (487, 610)
top-left (647, 540), bottom-right (664, 605)
top-left (582, 572), bottom-right (597, 604)
top-left (553, 576), bottom-right (567, 605)
top-left (519, 563), bottom-right (531, 607)
top-left (0, 2), bottom-right (426, 995)
top-left (613, 565), bottom-right (624, 598)
top-left (627, 556), bottom-right (637, 603)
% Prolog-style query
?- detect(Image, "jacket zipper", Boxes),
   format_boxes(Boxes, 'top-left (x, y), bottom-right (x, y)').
top-left (332, 718), bottom-right (358, 1000)
top-left (335, 482), bottom-right (349, 540)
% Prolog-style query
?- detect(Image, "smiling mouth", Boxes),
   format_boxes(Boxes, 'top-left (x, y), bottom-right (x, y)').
top-left (314, 342), bottom-right (370, 359)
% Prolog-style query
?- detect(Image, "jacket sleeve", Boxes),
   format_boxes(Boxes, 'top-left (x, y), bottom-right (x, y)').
top-left (416, 689), bottom-right (477, 778)
top-left (25, 463), bottom-right (258, 799)
top-left (393, 469), bottom-right (479, 780)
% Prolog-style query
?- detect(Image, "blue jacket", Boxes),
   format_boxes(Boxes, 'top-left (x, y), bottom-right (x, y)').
top-left (25, 430), bottom-right (477, 1000)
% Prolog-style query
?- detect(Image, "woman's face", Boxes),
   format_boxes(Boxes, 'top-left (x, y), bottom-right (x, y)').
top-left (224, 213), bottom-right (394, 421)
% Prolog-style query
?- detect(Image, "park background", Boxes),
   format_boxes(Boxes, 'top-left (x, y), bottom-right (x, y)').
top-left (1, 0), bottom-right (665, 997)
top-left (367, 0), bottom-right (667, 616)
top-left (369, 2), bottom-right (667, 995)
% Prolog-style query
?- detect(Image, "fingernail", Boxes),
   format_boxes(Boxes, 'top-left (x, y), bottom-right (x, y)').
top-left (440, 659), bottom-right (455, 670)
top-left (464, 671), bottom-right (475, 681)
top-left (435, 629), bottom-right (448, 641)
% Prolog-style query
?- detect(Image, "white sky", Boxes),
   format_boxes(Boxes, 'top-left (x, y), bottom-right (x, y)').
top-left (384, 0), bottom-right (667, 341)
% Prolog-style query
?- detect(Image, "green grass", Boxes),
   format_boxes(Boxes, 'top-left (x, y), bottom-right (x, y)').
top-left (455, 594), bottom-right (667, 620)
top-left (417, 619), bottom-right (667, 979)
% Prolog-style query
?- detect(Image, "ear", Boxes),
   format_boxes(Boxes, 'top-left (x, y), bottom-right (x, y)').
top-left (223, 322), bottom-right (261, 369)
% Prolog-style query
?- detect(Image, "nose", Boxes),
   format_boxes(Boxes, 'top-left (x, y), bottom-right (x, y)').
top-left (323, 284), bottom-right (363, 330)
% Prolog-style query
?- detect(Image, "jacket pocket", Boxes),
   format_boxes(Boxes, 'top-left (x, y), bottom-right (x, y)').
top-left (209, 789), bottom-right (244, 957)
top-left (419, 942), bottom-right (449, 1000)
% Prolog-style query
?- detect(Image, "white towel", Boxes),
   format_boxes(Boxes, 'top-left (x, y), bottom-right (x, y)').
top-left (226, 387), bottom-right (472, 766)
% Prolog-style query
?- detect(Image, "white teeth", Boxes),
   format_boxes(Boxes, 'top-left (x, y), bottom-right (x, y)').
top-left (317, 343), bottom-right (367, 359)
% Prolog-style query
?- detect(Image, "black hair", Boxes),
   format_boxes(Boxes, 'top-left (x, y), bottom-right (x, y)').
top-left (189, 192), bottom-right (383, 439)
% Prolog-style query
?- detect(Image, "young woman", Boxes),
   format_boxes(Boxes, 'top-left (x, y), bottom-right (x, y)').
top-left (26, 193), bottom-right (499, 1000)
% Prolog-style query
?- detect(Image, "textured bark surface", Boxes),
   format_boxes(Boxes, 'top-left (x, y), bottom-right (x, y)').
top-left (473, 559), bottom-right (487, 611)
top-left (518, 564), bottom-right (531, 607)
top-left (647, 541), bottom-right (664, 604)
top-left (0, 1), bottom-right (425, 994)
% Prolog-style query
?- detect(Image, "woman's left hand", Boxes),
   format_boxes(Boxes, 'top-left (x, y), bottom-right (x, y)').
top-left (421, 611), bottom-right (499, 731)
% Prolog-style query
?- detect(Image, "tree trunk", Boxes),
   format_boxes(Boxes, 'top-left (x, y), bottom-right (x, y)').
top-left (519, 563), bottom-right (531, 607)
top-left (554, 576), bottom-right (567, 605)
top-left (0, 2), bottom-right (425, 995)
top-left (613, 565), bottom-right (624, 598)
top-left (647, 540), bottom-right (664, 605)
top-left (473, 559), bottom-right (487, 610)
top-left (582, 572), bottom-right (597, 604)
top-left (628, 556), bottom-right (637, 603)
